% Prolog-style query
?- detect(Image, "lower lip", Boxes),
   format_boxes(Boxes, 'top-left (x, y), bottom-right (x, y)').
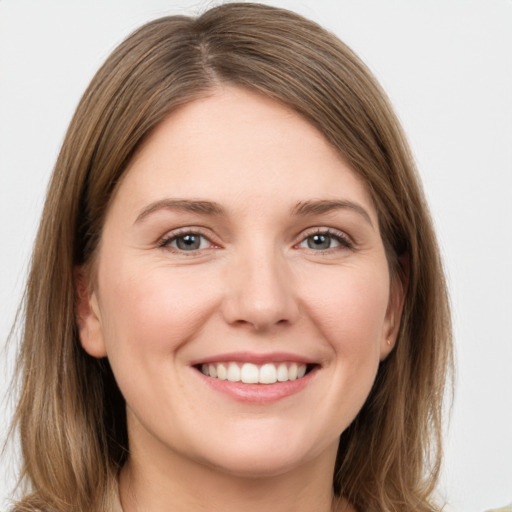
top-left (196, 368), bottom-right (317, 404)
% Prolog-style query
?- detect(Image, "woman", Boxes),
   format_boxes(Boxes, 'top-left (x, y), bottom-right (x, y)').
top-left (11, 3), bottom-right (452, 512)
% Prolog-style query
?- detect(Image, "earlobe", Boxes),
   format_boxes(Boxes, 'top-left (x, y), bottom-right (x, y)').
top-left (75, 267), bottom-right (107, 358)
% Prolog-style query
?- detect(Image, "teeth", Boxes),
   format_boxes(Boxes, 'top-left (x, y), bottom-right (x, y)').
top-left (241, 363), bottom-right (259, 383)
top-left (217, 363), bottom-right (227, 380)
top-left (259, 363), bottom-right (277, 384)
top-left (227, 362), bottom-right (241, 382)
top-left (277, 363), bottom-right (288, 382)
top-left (199, 362), bottom-right (309, 384)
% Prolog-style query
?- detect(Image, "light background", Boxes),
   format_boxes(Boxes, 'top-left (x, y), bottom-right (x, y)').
top-left (1, 1), bottom-right (511, 511)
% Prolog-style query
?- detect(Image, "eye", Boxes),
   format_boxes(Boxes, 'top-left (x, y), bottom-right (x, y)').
top-left (161, 232), bottom-right (212, 252)
top-left (298, 229), bottom-right (352, 251)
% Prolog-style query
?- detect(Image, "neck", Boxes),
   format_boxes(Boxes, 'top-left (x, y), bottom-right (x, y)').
top-left (118, 440), bottom-right (348, 512)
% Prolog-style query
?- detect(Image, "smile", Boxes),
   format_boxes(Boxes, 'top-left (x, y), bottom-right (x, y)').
top-left (200, 362), bottom-right (308, 384)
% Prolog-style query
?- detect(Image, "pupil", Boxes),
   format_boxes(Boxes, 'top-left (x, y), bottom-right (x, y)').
top-left (308, 234), bottom-right (330, 250)
top-left (177, 234), bottom-right (200, 250)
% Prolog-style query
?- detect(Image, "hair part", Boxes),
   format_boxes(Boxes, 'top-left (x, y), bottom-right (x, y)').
top-left (11, 4), bottom-right (452, 511)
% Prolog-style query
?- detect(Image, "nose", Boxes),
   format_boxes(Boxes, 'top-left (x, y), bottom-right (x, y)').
top-left (221, 247), bottom-right (300, 331)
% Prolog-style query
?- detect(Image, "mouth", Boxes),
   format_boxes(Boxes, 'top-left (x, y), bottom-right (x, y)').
top-left (197, 361), bottom-right (315, 384)
top-left (190, 352), bottom-right (319, 403)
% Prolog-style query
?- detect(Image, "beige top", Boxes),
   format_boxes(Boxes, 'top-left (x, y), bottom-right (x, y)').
top-left (111, 488), bottom-right (512, 512)
top-left (112, 487), bottom-right (123, 512)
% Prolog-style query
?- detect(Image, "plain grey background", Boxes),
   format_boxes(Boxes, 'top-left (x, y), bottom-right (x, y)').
top-left (1, 1), bottom-right (511, 511)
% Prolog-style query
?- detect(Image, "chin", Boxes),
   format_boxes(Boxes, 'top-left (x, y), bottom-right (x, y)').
top-left (190, 428), bottom-right (333, 479)
top-left (203, 449), bottom-right (313, 479)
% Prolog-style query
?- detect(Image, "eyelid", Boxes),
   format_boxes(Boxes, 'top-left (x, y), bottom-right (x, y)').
top-left (295, 227), bottom-right (354, 250)
top-left (156, 225), bottom-right (354, 254)
top-left (158, 226), bottom-right (221, 252)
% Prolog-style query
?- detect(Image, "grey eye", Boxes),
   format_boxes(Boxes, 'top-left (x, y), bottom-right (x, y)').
top-left (302, 233), bottom-right (340, 250)
top-left (176, 234), bottom-right (201, 250)
top-left (167, 233), bottom-right (209, 251)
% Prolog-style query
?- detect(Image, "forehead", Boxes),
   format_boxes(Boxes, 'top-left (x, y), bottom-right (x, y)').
top-left (111, 86), bottom-right (377, 223)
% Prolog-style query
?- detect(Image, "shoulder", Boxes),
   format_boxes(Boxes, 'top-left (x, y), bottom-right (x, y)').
top-left (485, 506), bottom-right (512, 512)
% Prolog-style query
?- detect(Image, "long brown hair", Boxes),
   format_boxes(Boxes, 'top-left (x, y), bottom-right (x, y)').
top-left (11, 3), bottom-right (452, 511)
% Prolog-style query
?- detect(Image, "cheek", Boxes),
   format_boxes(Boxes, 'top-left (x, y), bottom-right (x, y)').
top-left (95, 262), bottom-right (222, 433)
top-left (300, 263), bottom-right (390, 354)
top-left (97, 261), bottom-right (220, 362)
top-left (287, 263), bottom-right (390, 436)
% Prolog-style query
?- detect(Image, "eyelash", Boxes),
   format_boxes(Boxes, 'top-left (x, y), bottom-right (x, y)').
top-left (296, 228), bottom-right (354, 252)
top-left (158, 227), bottom-right (354, 254)
top-left (158, 228), bottom-right (217, 254)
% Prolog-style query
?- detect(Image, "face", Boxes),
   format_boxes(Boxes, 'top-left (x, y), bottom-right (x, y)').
top-left (79, 86), bottom-right (402, 479)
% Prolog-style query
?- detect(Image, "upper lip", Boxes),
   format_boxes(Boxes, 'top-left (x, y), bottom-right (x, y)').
top-left (190, 351), bottom-right (318, 366)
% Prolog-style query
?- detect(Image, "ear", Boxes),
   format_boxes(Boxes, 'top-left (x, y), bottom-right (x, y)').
top-left (380, 254), bottom-right (408, 361)
top-left (75, 266), bottom-right (107, 358)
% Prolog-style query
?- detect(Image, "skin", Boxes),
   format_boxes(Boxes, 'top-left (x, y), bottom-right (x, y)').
top-left (78, 86), bottom-right (403, 512)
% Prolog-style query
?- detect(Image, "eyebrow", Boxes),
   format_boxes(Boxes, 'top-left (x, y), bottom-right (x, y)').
top-left (135, 199), bottom-right (225, 223)
top-left (134, 197), bottom-right (373, 228)
top-left (292, 199), bottom-right (374, 228)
